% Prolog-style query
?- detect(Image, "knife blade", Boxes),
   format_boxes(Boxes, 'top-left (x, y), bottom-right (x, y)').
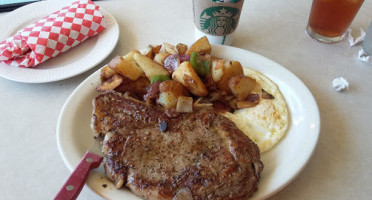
top-left (362, 21), bottom-right (372, 56)
top-left (54, 137), bottom-right (103, 200)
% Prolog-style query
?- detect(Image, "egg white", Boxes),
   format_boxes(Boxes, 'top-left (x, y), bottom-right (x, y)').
top-left (222, 68), bottom-right (289, 153)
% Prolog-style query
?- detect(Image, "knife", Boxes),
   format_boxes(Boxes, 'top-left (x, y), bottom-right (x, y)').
top-left (362, 21), bottom-right (372, 56)
top-left (54, 137), bottom-right (103, 200)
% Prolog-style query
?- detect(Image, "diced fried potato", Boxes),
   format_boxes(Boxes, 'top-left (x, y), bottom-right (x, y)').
top-left (172, 61), bottom-right (208, 97)
top-left (151, 44), bottom-right (162, 55)
top-left (211, 59), bottom-right (224, 83)
top-left (176, 43), bottom-right (188, 55)
top-left (157, 80), bottom-right (189, 108)
top-left (157, 92), bottom-right (178, 109)
top-left (186, 36), bottom-right (211, 55)
top-left (228, 75), bottom-right (257, 100)
top-left (176, 96), bottom-right (193, 113)
top-left (97, 74), bottom-right (123, 92)
top-left (140, 46), bottom-right (153, 59)
top-left (114, 76), bottom-right (150, 99)
top-left (159, 80), bottom-right (189, 95)
top-left (154, 52), bottom-right (171, 65)
top-left (100, 65), bottom-right (117, 82)
top-left (236, 94), bottom-right (260, 109)
top-left (216, 60), bottom-right (244, 94)
top-left (133, 52), bottom-right (170, 79)
top-left (108, 55), bottom-right (144, 81)
top-left (163, 42), bottom-right (178, 55)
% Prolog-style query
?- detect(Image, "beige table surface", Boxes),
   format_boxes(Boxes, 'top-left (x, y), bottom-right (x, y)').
top-left (0, 0), bottom-right (371, 199)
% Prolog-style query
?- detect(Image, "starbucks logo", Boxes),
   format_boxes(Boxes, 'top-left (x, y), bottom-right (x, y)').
top-left (199, 6), bottom-right (240, 36)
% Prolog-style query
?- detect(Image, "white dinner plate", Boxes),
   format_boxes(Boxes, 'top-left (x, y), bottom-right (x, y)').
top-left (0, 0), bottom-right (119, 83)
top-left (57, 45), bottom-right (320, 200)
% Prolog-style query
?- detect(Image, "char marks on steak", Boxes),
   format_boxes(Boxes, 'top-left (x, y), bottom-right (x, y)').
top-left (91, 91), bottom-right (264, 200)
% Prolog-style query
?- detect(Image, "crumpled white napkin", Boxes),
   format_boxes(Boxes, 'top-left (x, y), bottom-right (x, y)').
top-left (332, 77), bottom-right (349, 92)
top-left (358, 48), bottom-right (371, 62)
top-left (347, 28), bottom-right (371, 64)
top-left (348, 28), bottom-right (366, 46)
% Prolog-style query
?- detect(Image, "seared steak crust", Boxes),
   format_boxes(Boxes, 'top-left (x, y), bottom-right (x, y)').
top-left (92, 91), bottom-right (264, 199)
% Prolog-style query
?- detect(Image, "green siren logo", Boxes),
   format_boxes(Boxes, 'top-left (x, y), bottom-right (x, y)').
top-left (200, 6), bottom-right (240, 36)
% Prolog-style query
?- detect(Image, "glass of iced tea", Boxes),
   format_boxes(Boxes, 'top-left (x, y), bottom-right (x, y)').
top-left (306, 0), bottom-right (364, 43)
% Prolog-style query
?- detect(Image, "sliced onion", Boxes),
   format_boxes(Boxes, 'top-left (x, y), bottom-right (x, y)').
top-left (143, 82), bottom-right (161, 100)
top-left (179, 54), bottom-right (190, 62)
top-left (163, 54), bottom-right (180, 73)
top-left (236, 100), bottom-right (259, 109)
top-left (193, 97), bottom-right (213, 110)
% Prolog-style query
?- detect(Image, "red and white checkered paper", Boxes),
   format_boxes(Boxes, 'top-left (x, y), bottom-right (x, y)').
top-left (0, 0), bottom-right (105, 68)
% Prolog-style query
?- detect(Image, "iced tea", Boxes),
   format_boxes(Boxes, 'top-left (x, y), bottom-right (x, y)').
top-left (307, 0), bottom-right (364, 43)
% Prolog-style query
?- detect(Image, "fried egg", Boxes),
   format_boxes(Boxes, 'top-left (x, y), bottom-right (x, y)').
top-left (222, 67), bottom-right (289, 153)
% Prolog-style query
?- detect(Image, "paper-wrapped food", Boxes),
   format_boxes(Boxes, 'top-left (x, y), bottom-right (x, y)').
top-left (0, 0), bottom-right (105, 68)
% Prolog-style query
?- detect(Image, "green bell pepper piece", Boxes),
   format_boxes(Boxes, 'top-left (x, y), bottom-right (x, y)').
top-left (150, 75), bottom-right (170, 84)
top-left (190, 52), bottom-right (211, 77)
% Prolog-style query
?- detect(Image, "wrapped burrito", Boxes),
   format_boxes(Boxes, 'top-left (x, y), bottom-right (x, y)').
top-left (0, 0), bottom-right (106, 68)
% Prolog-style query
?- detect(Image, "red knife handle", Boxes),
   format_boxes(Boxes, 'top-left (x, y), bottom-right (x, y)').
top-left (54, 152), bottom-right (103, 200)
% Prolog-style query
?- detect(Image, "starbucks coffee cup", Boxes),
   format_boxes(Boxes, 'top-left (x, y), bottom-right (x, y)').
top-left (192, 0), bottom-right (244, 45)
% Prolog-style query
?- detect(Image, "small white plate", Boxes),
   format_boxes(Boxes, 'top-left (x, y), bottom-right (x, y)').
top-left (0, 0), bottom-right (119, 83)
top-left (57, 45), bottom-right (320, 200)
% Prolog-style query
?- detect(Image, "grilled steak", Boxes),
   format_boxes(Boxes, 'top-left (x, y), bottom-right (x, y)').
top-left (91, 91), bottom-right (264, 199)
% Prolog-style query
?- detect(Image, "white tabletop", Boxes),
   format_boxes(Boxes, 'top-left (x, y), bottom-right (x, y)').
top-left (0, 0), bottom-right (371, 199)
